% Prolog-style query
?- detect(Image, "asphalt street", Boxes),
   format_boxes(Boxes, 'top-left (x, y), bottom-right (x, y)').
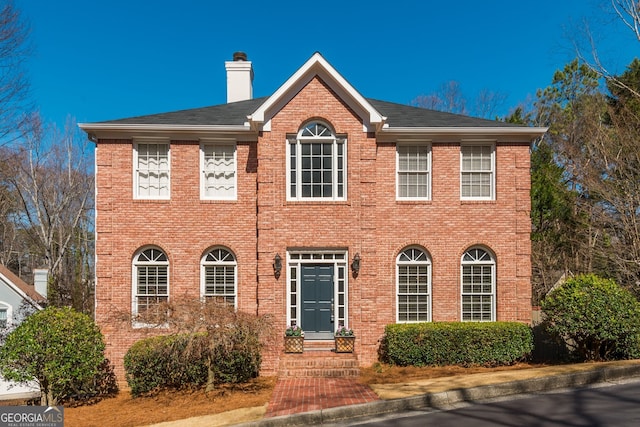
top-left (346, 378), bottom-right (640, 427)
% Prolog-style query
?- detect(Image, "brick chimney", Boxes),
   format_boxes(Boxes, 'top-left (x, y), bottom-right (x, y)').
top-left (225, 51), bottom-right (253, 103)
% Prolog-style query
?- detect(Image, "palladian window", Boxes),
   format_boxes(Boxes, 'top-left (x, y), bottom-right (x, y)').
top-left (287, 121), bottom-right (346, 201)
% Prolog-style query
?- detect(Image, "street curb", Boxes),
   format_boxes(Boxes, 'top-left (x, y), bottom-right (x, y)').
top-left (239, 363), bottom-right (640, 426)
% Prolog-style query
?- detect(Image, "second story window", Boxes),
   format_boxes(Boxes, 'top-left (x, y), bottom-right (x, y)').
top-left (201, 142), bottom-right (237, 200)
top-left (397, 144), bottom-right (431, 200)
top-left (135, 141), bottom-right (170, 199)
top-left (461, 144), bottom-right (495, 200)
top-left (287, 122), bottom-right (346, 201)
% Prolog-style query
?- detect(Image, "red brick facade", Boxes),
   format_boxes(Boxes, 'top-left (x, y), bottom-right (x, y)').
top-left (85, 55), bottom-right (540, 380)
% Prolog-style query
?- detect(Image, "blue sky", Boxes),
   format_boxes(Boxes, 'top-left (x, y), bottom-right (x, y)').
top-left (19, 0), bottom-right (639, 127)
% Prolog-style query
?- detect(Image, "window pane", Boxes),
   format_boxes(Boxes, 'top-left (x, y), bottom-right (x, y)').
top-left (202, 249), bottom-right (236, 306)
top-left (291, 123), bottom-right (344, 200)
top-left (137, 143), bottom-right (169, 198)
top-left (397, 248), bottom-right (430, 322)
top-left (398, 145), bottom-right (429, 199)
top-left (203, 144), bottom-right (236, 198)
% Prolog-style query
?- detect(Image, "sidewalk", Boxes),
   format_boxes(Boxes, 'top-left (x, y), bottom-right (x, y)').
top-left (147, 359), bottom-right (640, 427)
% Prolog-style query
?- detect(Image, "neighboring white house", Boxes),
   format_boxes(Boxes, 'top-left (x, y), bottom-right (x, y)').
top-left (0, 265), bottom-right (46, 400)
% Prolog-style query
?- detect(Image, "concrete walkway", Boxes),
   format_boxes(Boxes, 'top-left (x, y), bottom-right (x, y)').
top-left (147, 360), bottom-right (640, 427)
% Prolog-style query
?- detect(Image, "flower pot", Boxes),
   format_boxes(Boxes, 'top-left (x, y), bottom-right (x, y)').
top-left (284, 335), bottom-right (304, 353)
top-left (335, 336), bottom-right (355, 353)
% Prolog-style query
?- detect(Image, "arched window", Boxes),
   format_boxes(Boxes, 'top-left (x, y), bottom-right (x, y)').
top-left (396, 247), bottom-right (431, 322)
top-left (461, 247), bottom-right (495, 321)
top-left (201, 247), bottom-right (237, 306)
top-left (287, 121), bottom-right (346, 200)
top-left (133, 247), bottom-right (169, 322)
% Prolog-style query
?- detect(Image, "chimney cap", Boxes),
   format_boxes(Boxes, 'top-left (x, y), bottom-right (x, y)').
top-left (233, 51), bottom-right (248, 61)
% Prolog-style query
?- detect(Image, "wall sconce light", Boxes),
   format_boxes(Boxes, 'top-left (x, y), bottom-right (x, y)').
top-left (273, 253), bottom-right (282, 278)
top-left (351, 253), bottom-right (361, 277)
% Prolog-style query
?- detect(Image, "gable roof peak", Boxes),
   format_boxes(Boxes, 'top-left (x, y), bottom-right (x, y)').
top-left (248, 52), bottom-right (386, 132)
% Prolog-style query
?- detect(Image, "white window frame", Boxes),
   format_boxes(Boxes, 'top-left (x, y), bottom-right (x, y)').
top-left (460, 142), bottom-right (495, 200)
top-left (396, 247), bottom-right (432, 323)
top-left (200, 140), bottom-right (237, 200)
top-left (133, 139), bottom-right (170, 200)
top-left (200, 247), bottom-right (237, 307)
top-left (132, 247), bottom-right (169, 327)
top-left (396, 142), bottom-right (431, 200)
top-left (0, 302), bottom-right (10, 329)
top-left (461, 247), bottom-right (496, 321)
top-left (286, 122), bottom-right (347, 201)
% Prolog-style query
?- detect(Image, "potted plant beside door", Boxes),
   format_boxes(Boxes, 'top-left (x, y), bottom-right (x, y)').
top-left (334, 324), bottom-right (355, 353)
top-left (284, 323), bottom-right (304, 353)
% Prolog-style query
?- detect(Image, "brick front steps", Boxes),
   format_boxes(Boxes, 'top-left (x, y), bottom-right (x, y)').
top-left (278, 340), bottom-right (360, 378)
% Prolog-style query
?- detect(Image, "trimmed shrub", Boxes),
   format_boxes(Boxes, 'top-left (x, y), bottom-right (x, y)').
top-left (124, 330), bottom-right (262, 396)
top-left (124, 333), bottom-right (209, 396)
top-left (379, 321), bottom-right (533, 367)
top-left (0, 306), bottom-right (111, 406)
top-left (541, 274), bottom-right (640, 361)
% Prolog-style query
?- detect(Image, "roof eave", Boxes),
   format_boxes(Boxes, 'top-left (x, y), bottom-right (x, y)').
top-left (78, 123), bottom-right (256, 141)
top-left (380, 126), bottom-right (548, 140)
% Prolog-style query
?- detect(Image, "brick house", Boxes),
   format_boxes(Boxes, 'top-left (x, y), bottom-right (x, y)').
top-left (79, 52), bottom-right (546, 378)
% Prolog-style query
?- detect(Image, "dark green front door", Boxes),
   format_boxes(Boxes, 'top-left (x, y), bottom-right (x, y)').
top-left (301, 265), bottom-right (334, 339)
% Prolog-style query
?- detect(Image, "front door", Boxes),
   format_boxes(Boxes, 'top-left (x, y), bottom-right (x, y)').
top-left (301, 264), bottom-right (334, 339)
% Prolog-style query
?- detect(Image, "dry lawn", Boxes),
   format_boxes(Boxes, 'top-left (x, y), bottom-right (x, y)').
top-left (1, 363), bottom-right (542, 427)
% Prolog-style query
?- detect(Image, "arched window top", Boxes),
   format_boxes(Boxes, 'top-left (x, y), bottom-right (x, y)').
top-left (203, 247), bottom-right (236, 263)
top-left (397, 247), bottom-right (430, 263)
top-left (462, 247), bottom-right (494, 263)
top-left (135, 247), bottom-right (168, 263)
top-left (298, 121), bottom-right (335, 138)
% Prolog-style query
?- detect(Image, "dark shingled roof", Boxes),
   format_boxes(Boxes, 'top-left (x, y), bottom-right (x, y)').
top-left (98, 97), bottom-right (519, 129)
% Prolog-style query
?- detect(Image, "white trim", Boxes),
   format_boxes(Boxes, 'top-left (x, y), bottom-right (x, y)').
top-left (131, 247), bottom-right (170, 328)
top-left (200, 247), bottom-right (238, 309)
top-left (286, 122), bottom-right (347, 201)
top-left (396, 142), bottom-right (432, 201)
top-left (460, 142), bottom-right (495, 201)
top-left (460, 247), bottom-right (496, 322)
top-left (199, 139), bottom-right (238, 201)
top-left (0, 301), bottom-right (12, 329)
top-left (286, 250), bottom-right (349, 334)
top-left (395, 247), bottom-right (432, 323)
top-left (133, 139), bottom-right (171, 200)
top-left (380, 126), bottom-right (548, 139)
top-left (249, 53), bottom-right (386, 132)
top-left (0, 273), bottom-right (42, 309)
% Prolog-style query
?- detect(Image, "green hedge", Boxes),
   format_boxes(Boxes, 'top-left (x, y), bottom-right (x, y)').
top-left (379, 322), bottom-right (533, 366)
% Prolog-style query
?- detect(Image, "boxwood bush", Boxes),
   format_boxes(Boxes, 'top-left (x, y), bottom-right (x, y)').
top-left (379, 321), bottom-right (533, 366)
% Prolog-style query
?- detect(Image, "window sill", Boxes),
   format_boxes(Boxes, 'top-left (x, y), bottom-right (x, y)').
top-left (460, 199), bottom-right (496, 205)
top-left (133, 199), bottom-right (171, 204)
top-left (395, 200), bottom-right (432, 205)
top-left (285, 200), bottom-right (351, 206)
top-left (200, 199), bottom-right (238, 204)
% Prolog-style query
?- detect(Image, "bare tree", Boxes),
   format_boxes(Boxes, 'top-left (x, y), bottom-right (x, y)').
top-left (0, 0), bottom-right (31, 143)
top-left (571, 1), bottom-right (640, 99)
top-left (0, 113), bottom-right (94, 310)
top-left (411, 81), bottom-right (508, 119)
